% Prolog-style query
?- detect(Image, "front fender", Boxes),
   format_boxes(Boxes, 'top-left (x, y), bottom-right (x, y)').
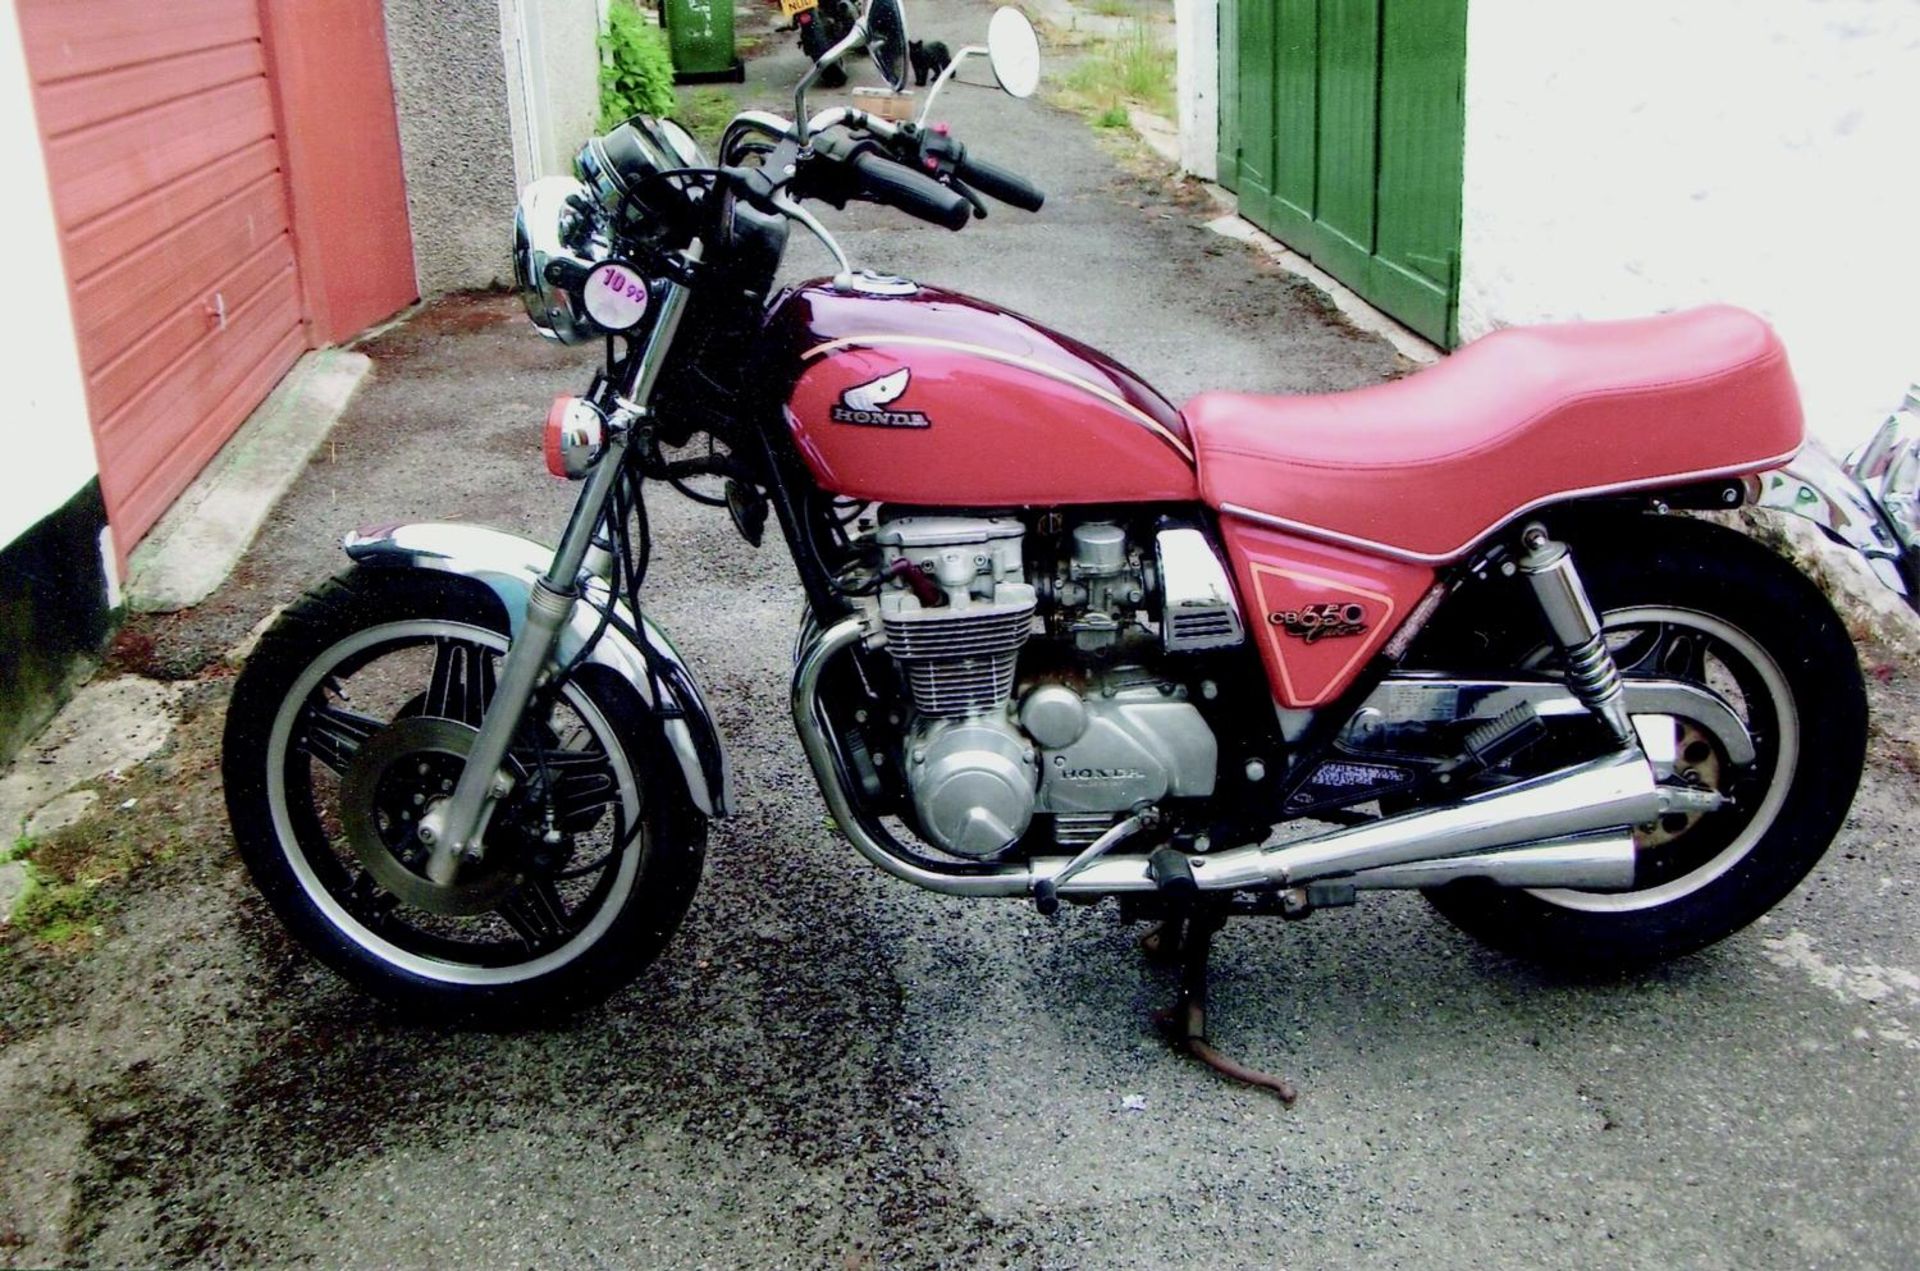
top-left (341, 521), bottom-right (733, 817)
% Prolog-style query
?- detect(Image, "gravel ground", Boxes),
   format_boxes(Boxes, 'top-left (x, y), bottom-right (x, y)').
top-left (3, 0), bottom-right (1917, 1265)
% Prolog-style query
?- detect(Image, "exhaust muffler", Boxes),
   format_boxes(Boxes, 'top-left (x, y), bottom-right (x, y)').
top-left (1056, 748), bottom-right (1658, 897)
top-left (1344, 833), bottom-right (1637, 891)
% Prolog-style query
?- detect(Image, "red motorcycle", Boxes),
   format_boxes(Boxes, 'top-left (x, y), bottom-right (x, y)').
top-left (223, 1), bottom-right (1913, 1074)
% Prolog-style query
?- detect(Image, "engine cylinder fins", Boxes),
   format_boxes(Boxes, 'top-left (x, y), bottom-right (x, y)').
top-left (882, 594), bottom-right (1037, 718)
top-left (900, 657), bottom-right (1021, 718)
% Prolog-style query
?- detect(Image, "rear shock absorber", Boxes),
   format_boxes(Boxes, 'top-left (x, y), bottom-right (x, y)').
top-left (1516, 523), bottom-right (1636, 747)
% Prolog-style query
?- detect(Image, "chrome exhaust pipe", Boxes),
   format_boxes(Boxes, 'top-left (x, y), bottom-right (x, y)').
top-left (1173, 747), bottom-right (1659, 893)
top-left (1344, 833), bottom-right (1637, 891)
top-left (794, 616), bottom-right (1658, 901)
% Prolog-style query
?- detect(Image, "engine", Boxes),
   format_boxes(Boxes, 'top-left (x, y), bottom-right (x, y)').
top-left (863, 511), bottom-right (1241, 857)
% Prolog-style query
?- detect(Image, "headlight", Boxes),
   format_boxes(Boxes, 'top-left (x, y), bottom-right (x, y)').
top-left (512, 176), bottom-right (606, 345)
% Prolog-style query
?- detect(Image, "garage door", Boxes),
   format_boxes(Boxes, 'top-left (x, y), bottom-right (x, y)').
top-left (1218, 0), bottom-right (1467, 346)
top-left (19, 0), bottom-right (310, 555)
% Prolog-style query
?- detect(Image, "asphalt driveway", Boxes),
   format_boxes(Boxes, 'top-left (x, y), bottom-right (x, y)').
top-left (2, 0), bottom-right (1916, 1265)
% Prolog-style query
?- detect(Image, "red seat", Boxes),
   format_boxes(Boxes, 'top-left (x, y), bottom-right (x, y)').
top-left (1184, 305), bottom-right (1804, 562)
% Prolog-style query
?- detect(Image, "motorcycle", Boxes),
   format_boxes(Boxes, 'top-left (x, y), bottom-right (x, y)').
top-left (222, 0), bottom-right (1919, 1085)
top-left (791, 0), bottom-right (859, 89)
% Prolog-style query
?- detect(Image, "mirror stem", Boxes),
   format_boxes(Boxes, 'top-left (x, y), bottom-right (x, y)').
top-left (915, 45), bottom-right (987, 128)
top-left (797, 19), bottom-right (872, 143)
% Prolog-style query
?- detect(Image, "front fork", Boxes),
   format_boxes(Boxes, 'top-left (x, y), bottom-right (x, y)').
top-left (416, 256), bottom-right (699, 884)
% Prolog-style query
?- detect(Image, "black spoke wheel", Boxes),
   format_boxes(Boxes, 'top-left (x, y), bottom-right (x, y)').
top-left (224, 567), bottom-right (705, 1023)
top-left (1418, 516), bottom-right (1866, 971)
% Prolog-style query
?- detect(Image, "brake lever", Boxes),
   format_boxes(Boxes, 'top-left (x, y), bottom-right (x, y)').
top-left (949, 178), bottom-right (989, 221)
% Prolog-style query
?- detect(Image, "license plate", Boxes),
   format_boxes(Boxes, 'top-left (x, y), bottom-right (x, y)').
top-left (781, 0), bottom-right (818, 17)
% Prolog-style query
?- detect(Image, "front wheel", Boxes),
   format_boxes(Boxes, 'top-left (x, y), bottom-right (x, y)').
top-left (223, 567), bottom-right (705, 1023)
top-left (1422, 517), bottom-right (1867, 970)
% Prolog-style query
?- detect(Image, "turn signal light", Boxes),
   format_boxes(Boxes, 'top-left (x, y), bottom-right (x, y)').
top-left (544, 396), bottom-right (606, 480)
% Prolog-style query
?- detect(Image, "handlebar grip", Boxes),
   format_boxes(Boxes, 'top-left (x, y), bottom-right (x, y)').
top-left (955, 151), bottom-right (1045, 213)
top-left (850, 150), bottom-right (972, 231)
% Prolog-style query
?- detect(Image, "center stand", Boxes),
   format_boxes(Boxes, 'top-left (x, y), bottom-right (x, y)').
top-left (1143, 906), bottom-right (1298, 1104)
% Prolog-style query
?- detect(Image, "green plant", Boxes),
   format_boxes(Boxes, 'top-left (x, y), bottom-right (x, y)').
top-left (1058, 19), bottom-right (1175, 122)
top-left (4, 800), bottom-right (164, 944)
top-left (674, 86), bottom-right (737, 148)
top-left (600, 1), bottom-right (676, 129)
top-left (11, 864), bottom-right (108, 944)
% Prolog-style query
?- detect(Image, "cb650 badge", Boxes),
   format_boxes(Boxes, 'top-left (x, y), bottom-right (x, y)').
top-left (1268, 601), bottom-right (1368, 642)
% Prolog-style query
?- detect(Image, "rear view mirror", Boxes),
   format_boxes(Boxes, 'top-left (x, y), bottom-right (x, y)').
top-left (864, 0), bottom-right (911, 92)
top-left (986, 7), bottom-right (1040, 99)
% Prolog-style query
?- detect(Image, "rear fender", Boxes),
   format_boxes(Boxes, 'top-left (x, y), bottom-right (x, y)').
top-left (341, 522), bottom-right (733, 817)
top-left (1747, 445), bottom-right (1915, 603)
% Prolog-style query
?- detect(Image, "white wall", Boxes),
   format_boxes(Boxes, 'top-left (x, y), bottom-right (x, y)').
top-left (0, 0), bottom-right (99, 551)
top-left (535, 0), bottom-right (604, 170)
top-left (1460, 0), bottom-right (1920, 454)
top-left (1174, 0), bottom-right (1218, 180)
top-left (500, 0), bottom-right (604, 189)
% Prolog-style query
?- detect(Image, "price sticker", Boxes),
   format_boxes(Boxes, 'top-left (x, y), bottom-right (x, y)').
top-left (582, 261), bottom-right (650, 331)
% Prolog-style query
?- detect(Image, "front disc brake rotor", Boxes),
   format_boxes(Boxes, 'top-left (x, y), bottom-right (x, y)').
top-left (338, 716), bottom-right (518, 915)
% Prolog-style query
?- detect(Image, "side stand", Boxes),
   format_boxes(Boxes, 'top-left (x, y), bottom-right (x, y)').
top-left (1145, 910), bottom-right (1297, 1104)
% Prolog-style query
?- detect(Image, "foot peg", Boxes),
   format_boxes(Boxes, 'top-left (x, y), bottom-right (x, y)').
top-left (1147, 846), bottom-right (1196, 896)
top-left (1437, 703), bottom-right (1546, 783)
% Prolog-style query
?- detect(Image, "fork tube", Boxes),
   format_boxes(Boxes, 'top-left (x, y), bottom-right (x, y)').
top-left (416, 429), bottom-right (632, 882)
top-left (418, 252), bottom-right (699, 883)
top-left (546, 262), bottom-right (694, 589)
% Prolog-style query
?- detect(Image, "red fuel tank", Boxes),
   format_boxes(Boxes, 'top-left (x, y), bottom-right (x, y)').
top-left (766, 281), bottom-right (1197, 505)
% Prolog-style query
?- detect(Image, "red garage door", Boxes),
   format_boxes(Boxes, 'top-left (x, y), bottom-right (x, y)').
top-left (18, 0), bottom-right (417, 558)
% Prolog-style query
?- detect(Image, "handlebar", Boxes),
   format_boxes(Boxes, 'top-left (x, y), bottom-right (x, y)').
top-left (848, 149), bottom-right (972, 231)
top-left (951, 149), bottom-right (1045, 213)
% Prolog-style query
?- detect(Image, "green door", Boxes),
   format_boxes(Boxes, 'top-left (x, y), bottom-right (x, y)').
top-left (1217, 0), bottom-right (1465, 346)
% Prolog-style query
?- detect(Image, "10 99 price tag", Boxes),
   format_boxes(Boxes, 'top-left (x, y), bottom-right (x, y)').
top-left (583, 261), bottom-right (650, 331)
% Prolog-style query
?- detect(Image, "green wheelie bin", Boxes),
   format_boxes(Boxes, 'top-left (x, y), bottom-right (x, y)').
top-left (662, 0), bottom-right (743, 83)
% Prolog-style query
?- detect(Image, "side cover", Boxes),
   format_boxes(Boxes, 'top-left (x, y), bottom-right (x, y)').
top-left (1216, 518), bottom-right (1437, 709)
top-left (342, 522), bottom-right (732, 818)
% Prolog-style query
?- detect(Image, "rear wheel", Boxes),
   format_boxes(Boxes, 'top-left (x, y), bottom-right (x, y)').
top-left (1421, 517), bottom-right (1866, 970)
top-left (223, 567), bottom-right (705, 1023)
